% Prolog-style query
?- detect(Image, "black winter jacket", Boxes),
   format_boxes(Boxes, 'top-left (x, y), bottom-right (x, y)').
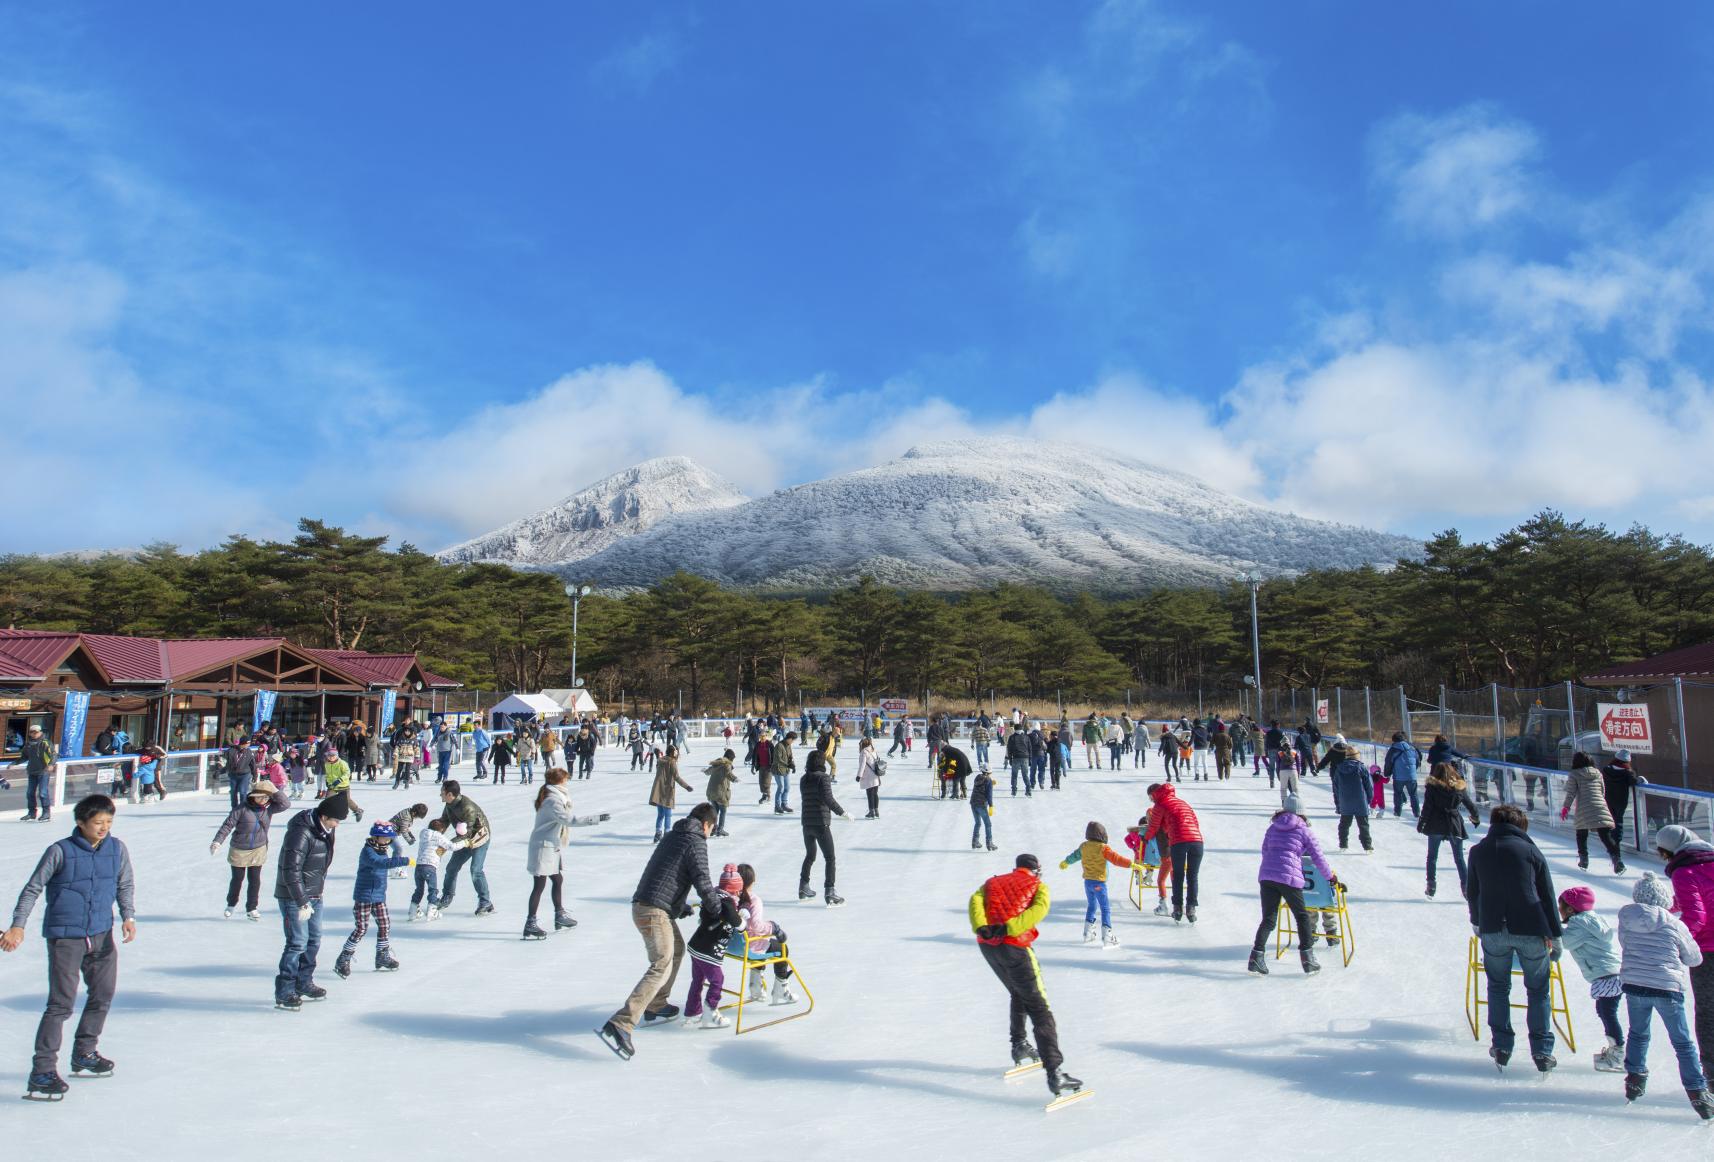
top-left (1418, 780), bottom-right (1479, 840)
top-left (1467, 820), bottom-right (1562, 938)
top-left (274, 809), bottom-right (336, 905)
top-left (1005, 732), bottom-right (1030, 761)
top-left (940, 745), bottom-right (973, 782)
top-left (800, 765), bottom-right (847, 829)
top-left (631, 816), bottom-right (716, 915)
top-left (970, 771), bottom-right (994, 810)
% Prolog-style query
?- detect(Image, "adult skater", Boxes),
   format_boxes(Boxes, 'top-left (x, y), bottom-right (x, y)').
top-left (1602, 749), bottom-right (1646, 835)
top-left (1247, 793), bottom-right (1337, 976)
top-left (4, 794), bottom-right (137, 1100)
top-left (224, 738), bottom-right (258, 810)
top-left (968, 853), bottom-right (1081, 1101)
top-left (597, 802), bottom-right (733, 1060)
top-left (1656, 824), bottom-right (1714, 1083)
top-left (771, 731), bottom-right (797, 814)
top-left (798, 750), bottom-right (847, 906)
top-left (1467, 804), bottom-right (1562, 1072)
top-left (940, 741), bottom-right (972, 800)
top-left (648, 745), bottom-right (693, 843)
top-left (1383, 732), bottom-right (1422, 819)
top-left (1560, 752), bottom-right (1626, 874)
top-left (1157, 725), bottom-right (1180, 782)
top-left (274, 790), bottom-right (348, 1010)
top-left (855, 736), bottom-right (883, 819)
top-left (574, 724), bottom-right (598, 779)
top-left (1327, 742), bottom-right (1374, 853)
top-left (703, 749), bottom-right (738, 837)
top-left (1141, 783), bottom-right (1203, 923)
top-left (437, 780), bottom-right (494, 915)
top-left (211, 780), bottom-right (290, 919)
top-left (1420, 762), bottom-right (1481, 898)
top-left (522, 768), bottom-right (608, 940)
top-left (1005, 724), bottom-right (1031, 797)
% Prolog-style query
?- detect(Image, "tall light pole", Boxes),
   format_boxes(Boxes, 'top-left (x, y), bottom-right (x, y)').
top-left (1238, 572), bottom-right (1264, 718)
top-left (565, 583), bottom-right (593, 691)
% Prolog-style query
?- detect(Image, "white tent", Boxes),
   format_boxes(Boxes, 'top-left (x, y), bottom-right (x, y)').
top-left (540, 688), bottom-right (601, 716)
top-left (488, 692), bottom-right (565, 721)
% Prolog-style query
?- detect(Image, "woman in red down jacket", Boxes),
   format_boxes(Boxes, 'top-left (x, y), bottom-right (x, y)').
top-left (1141, 783), bottom-right (1204, 924)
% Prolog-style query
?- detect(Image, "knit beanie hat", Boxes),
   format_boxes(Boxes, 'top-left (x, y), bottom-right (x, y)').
top-left (1557, 886), bottom-right (1596, 914)
top-left (718, 863), bottom-right (743, 895)
top-left (1655, 824), bottom-right (1701, 855)
top-left (1281, 793), bottom-right (1304, 815)
top-left (317, 791), bottom-right (351, 821)
top-left (1632, 872), bottom-right (1673, 909)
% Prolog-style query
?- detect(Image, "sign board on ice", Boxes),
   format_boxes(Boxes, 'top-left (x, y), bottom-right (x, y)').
top-left (878, 699), bottom-right (909, 714)
top-left (1316, 699), bottom-right (1330, 725)
top-left (1596, 703), bottom-right (1653, 756)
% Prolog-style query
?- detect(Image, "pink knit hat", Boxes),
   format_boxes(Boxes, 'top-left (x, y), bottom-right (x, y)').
top-left (1558, 886), bottom-right (1596, 914)
top-left (719, 863), bottom-right (743, 895)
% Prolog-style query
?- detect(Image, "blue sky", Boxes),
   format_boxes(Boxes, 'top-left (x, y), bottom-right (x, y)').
top-left (6, 1), bottom-right (1714, 553)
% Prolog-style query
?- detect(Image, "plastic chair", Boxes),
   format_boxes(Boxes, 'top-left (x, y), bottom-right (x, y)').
top-left (719, 930), bottom-right (816, 1035)
top-left (1273, 859), bottom-right (1355, 967)
top-left (1464, 936), bottom-right (1576, 1051)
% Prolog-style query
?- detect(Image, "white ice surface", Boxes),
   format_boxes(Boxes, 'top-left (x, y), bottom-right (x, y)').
top-left (1, 748), bottom-right (1706, 1160)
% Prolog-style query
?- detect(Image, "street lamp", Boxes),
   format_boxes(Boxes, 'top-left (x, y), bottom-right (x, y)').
top-left (564, 583), bottom-right (593, 690)
top-left (1236, 572), bottom-right (1265, 718)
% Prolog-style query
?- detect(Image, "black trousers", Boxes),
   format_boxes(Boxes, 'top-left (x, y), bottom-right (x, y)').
top-left (979, 941), bottom-right (1062, 1071)
top-left (1694, 958), bottom-right (1714, 1082)
top-left (226, 864), bottom-right (262, 910)
top-left (800, 826), bottom-right (836, 891)
top-left (1170, 841), bottom-right (1204, 911)
top-left (1337, 814), bottom-right (1372, 850)
top-left (865, 786), bottom-right (879, 814)
top-left (1254, 880), bottom-right (1313, 951)
top-left (1576, 828), bottom-right (1623, 866)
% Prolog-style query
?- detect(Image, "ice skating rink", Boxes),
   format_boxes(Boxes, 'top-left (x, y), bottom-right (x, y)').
top-left (1, 749), bottom-right (1704, 1159)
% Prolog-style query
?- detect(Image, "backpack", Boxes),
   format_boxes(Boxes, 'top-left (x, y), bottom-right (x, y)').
top-left (873, 757), bottom-right (888, 779)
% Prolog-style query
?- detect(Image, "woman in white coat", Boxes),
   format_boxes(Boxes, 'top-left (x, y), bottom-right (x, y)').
top-left (856, 736), bottom-right (884, 819)
top-left (523, 768), bottom-right (608, 940)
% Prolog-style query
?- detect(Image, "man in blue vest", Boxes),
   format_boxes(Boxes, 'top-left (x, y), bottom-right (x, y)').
top-left (2, 793), bottom-right (137, 1100)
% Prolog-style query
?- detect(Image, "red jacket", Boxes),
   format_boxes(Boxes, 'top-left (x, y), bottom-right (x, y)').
top-left (1142, 784), bottom-right (1202, 846)
top-left (969, 868), bottom-right (1051, 948)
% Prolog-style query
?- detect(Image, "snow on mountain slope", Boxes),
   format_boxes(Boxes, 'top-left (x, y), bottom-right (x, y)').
top-left (437, 456), bottom-right (747, 566)
top-left (553, 438), bottom-right (1422, 592)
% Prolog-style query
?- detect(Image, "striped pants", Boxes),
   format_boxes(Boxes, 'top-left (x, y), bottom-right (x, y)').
top-left (342, 902), bottom-right (392, 954)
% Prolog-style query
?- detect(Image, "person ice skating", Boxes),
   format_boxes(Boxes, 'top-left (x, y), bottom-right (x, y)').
top-left (597, 802), bottom-right (725, 1060)
top-left (539, 728), bottom-right (562, 780)
top-left (735, 863), bottom-right (797, 1005)
top-left (273, 790), bottom-right (348, 1010)
top-left (1080, 716), bottom-right (1102, 769)
top-left (1326, 742), bottom-right (1374, 853)
top-left (1212, 727), bottom-right (1233, 781)
top-left (1560, 752), bottom-right (1626, 874)
top-left (515, 729), bottom-right (539, 785)
top-left (211, 780), bottom-right (290, 919)
top-left (1060, 821), bottom-right (1131, 948)
top-left (1557, 886), bottom-right (1626, 1072)
top-left (1141, 783), bottom-right (1203, 923)
top-left (574, 725), bottom-right (599, 779)
top-left (523, 768), bottom-right (607, 939)
top-left (1005, 723), bottom-right (1031, 796)
top-left (1616, 872), bottom-right (1713, 1118)
top-left (1602, 749), bottom-right (1646, 832)
top-left (771, 731), bottom-right (797, 814)
top-left (969, 853), bottom-right (1081, 1100)
top-left (940, 741), bottom-right (972, 801)
top-left (225, 738), bottom-right (257, 810)
top-left (1420, 761), bottom-right (1481, 898)
top-left (472, 723), bottom-right (491, 780)
top-left (1655, 824), bottom-right (1714, 1084)
top-left (490, 734), bottom-right (515, 784)
top-left (798, 750), bottom-right (847, 906)
top-left (971, 766), bottom-right (996, 851)
top-left (682, 863), bottom-right (747, 1028)
top-left (334, 822), bottom-right (413, 978)
top-left (649, 744), bottom-right (693, 843)
top-left (322, 750), bottom-right (363, 822)
top-left (1384, 732), bottom-right (1422, 818)
top-left (1467, 804), bottom-right (1562, 1072)
top-left (410, 819), bottom-right (462, 920)
top-left (132, 746), bottom-right (167, 803)
top-left (1247, 794), bottom-right (1337, 977)
top-left (436, 781), bottom-right (494, 915)
top-left (3, 794), bottom-right (136, 1100)
top-left (856, 736), bottom-right (884, 819)
top-left (704, 749), bottom-right (738, 836)
top-left (1047, 730), bottom-right (1067, 789)
top-left (387, 804), bottom-right (428, 872)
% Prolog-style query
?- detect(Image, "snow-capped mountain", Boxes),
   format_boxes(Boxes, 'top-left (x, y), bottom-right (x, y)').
top-left (486, 438), bottom-right (1420, 592)
top-left (436, 456), bottom-right (747, 567)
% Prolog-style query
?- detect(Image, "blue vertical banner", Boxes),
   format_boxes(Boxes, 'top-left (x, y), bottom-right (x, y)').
top-left (252, 689), bottom-right (278, 734)
top-left (61, 690), bottom-right (91, 758)
top-left (379, 690), bottom-right (397, 731)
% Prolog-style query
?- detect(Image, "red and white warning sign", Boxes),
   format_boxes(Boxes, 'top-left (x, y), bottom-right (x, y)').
top-left (1596, 703), bottom-right (1653, 756)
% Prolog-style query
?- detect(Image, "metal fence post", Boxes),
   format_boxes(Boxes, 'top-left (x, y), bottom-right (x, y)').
top-left (1364, 686), bottom-right (1372, 742)
top-left (1336, 687), bottom-right (1343, 732)
top-left (1676, 677), bottom-right (1690, 788)
top-left (1439, 684), bottom-right (1448, 743)
top-left (1565, 680), bottom-right (1577, 745)
top-left (1310, 686), bottom-right (1318, 729)
top-left (1491, 683), bottom-right (1503, 760)
top-left (1398, 686), bottom-right (1408, 740)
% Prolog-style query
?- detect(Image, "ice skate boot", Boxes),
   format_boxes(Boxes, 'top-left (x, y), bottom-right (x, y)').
top-left (1101, 926), bottom-right (1119, 948)
top-left (1625, 1072), bottom-right (1646, 1101)
top-left (1689, 1088), bottom-right (1714, 1120)
top-left (1247, 948), bottom-right (1269, 975)
top-left (1082, 921), bottom-right (1097, 945)
top-left (1300, 945), bottom-right (1320, 975)
top-left (769, 977), bottom-right (799, 1006)
top-left (1593, 1038), bottom-right (1624, 1073)
top-left (70, 1051), bottom-right (114, 1077)
top-left (25, 1071), bottom-right (68, 1100)
top-left (700, 1009), bottom-right (730, 1029)
top-left (798, 883), bottom-right (816, 900)
top-left (334, 951), bottom-right (353, 979)
top-left (554, 910), bottom-right (578, 931)
top-left (1153, 899), bottom-right (1171, 917)
top-left (522, 918), bottom-right (548, 941)
top-left (747, 968), bottom-right (767, 1001)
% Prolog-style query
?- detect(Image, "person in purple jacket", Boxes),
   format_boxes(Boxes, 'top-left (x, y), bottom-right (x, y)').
top-left (1247, 793), bottom-right (1338, 977)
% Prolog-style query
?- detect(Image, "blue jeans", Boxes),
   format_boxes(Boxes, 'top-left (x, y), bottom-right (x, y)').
top-left (1480, 931), bottom-right (1555, 1057)
top-left (229, 771), bottom-right (252, 810)
top-left (654, 805), bottom-right (672, 833)
top-left (441, 843), bottom-right (490, 908)
top-left (437, 752), bottom-right (453, 781)
top-left (24, 771), bottom-right (51, 816)
top-left (975, 743), bottom-right (989, 767)
top-left (1031, 755), bottom-right (1047, 784)
top-left (970, 801), bottom-right (991, 846)
top-left (1393, 779), bottom-right (1421, 817)
top-left (390, 837), bottom-right (407, 861)
top-left (276, 898), bottom-right (323, 1001)
top-left (411, 866), bottom-right (440, 908)
top-left (774, 776), bottom-right (790, 811)
top-left (475, 748), bottom-right (487, 777)
top-left (1624, 985), bottom-right (1707, 1090)
top-left (714, 803), bottom-right (727, 832)
top-left (1084, 880), bottom-right (1111, 926)
top-left (1425, 836), bottom-right (1467, 893)
top-left (1010, 758), bottom-right (1031, 794)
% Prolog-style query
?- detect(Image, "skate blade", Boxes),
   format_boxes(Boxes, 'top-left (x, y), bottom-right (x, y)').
top-left (594, 1029), bottom-right (634, 1061)
top-left (22, 1092), bottom-right (65, 1101)
top-left (1004, 1061), bottom-right (1043, 1079)
top-left (1045, 1089), bottom-right (1093, 1112)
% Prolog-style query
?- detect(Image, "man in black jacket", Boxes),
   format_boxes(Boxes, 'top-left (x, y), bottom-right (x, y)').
top-left (1467, 804), bottom-right (1563, 1072)
top-left (273, 791), bottom-right (348, 1010)
top-left (1004, 727), bottom-right (1031, 798)
top-left (599, 802), bottom-right (730, 1060)
top-left (225, 742), bottom-right (258, 811)
top-left (799, 751), bottom-right (847, 907)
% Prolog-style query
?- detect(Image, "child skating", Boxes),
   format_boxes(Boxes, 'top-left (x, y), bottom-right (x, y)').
top-left (1557, 886), bottom-right (1625, 1072)
top-left (1616, 872), bottom-right (1712, 1118)
top-left (682, 863), bottom-right (745, 1028)
top-left (735, 863), bottom-right (798, 1006)
top-left (410, 818), bottom-right (463, 921)
top-left (1060, 821), bottom-right (1131, 947)
top-left (335, 821), bottom-right (413, 977)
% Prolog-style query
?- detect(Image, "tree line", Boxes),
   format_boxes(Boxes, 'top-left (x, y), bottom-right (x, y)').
top-left (1, 511), bottom-right (1709, 713)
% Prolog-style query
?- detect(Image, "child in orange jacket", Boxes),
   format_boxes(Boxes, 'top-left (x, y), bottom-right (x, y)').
top-left (1061, 821), bottom-right (1132, 947)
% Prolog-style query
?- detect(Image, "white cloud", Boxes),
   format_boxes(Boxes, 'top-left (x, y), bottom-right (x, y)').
top-left (589, 25), bottom-right (687, 95)
top-left (1371, 104), bottom-right (1541, 235)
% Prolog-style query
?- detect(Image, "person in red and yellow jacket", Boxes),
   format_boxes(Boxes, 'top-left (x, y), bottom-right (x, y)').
top-left (969, 854), bottom-right (1081, 1098)
top-left (1142, 783), bottom-right (1204, 924)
